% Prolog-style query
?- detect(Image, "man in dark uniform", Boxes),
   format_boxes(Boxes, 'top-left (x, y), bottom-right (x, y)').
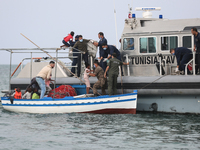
top-left (170, 47), bottom-right (192, 74)
top-left (104, 53), bottom-right (129, 96)
top-left (89, 60), bottom-right (106, 96)
top-left (70, 35), bottom-right (79, 76)
top-left (102, 43), bottom-right (121, 60)
top-left (73, 35), bottom-right (90, 77)
top-left (93, 32), bottom-right (108, 71)
top-left (191, 27), bottom-right (200, 74)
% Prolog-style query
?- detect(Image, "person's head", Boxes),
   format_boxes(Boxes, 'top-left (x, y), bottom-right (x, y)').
top-left (16, 87), bottom-right (21, 92)
top-left (170, 48), bottom-right (175, 55)
top-left (112, 53), bottom-right (117, 58)
top-left (33, 88), bottom-right (38, 93)
top-left (27, 87), bottom-right (32, 93)
top-left (98, 32), bottom-right (104, 39)
top-left (75, 35), bottom-right (79, 41)
top-left (94, 59), bottom-right (99, 68)
top-left (70, 31), bottom-right (75, 36)
top-left (101, 43), bottom-right (108, 50)
top-left (85, 63), bottom-right (90, 69)
top-left (79, 35), bottom-right (83, 42)
top-left (191, 27), bottom-right (198, 36)
top-left (49, 61), bottom-right (55, 68)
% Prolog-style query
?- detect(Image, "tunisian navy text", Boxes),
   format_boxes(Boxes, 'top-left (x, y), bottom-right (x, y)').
top-left (129, 55), bottom-right (175, 65)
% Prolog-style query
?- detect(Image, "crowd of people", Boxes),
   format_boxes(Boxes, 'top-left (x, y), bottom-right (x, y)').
top-left (12, 27), bottom-right (200, 99)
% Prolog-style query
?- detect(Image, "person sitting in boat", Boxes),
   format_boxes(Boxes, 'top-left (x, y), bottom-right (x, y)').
top-left (104, 53), bottom-right (129, 96)
top-left (25, 77), bottom-right (39, 91)
top-left (170, 47), bottom-right (192, 74)
top-left (73, 35), bottom-right (90, 77)
top-left (84, 63), bottom-right (91, 94)
top-left (60, 31), bottom-right (75, 48)
top-left (32, 88), bottom-right (40, 99)
top-left (36, 61), bottom-right (55, 99)
top-left (89, 60), bottom-right (106, 96)
top-left (22, 87), bottom-right (32, 99)
top-left (93, 32), bottom-right (108, 71)
top-left (11, 87), bottom-right (22, 99)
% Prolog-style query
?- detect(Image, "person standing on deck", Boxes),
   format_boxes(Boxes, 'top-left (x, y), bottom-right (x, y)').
top-left (70, 35), bottom-right (80, 77)
top-left (170, 47), bottom-right (192, 74)
top-left (93, 32), bottom-right (108, 71)
top-left (191, 27), bottom-right (200, 74)
top-left (60, 31), bottom-right (75, 48)
top-left (89, 60), bottom-right (106, 96)
top-left (73, 35), bottom-right (90, 77)
top-left (36, 61), bottom-right (55, 99)
top-left (104, 53), bottom-right (129, 96)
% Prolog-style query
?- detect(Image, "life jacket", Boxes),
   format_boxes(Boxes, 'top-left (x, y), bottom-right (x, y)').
top-left (14, 91), bottom-right (22, 99)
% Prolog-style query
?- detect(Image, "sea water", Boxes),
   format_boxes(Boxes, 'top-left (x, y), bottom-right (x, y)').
top-left (0, 65), bottom-right (200, 150)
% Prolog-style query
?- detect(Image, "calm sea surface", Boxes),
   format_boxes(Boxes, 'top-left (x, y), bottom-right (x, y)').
top-left (0, 65), bottom-right (200, 150)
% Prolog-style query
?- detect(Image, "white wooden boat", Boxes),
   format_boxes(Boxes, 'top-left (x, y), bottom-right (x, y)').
top-left (1, 91), bottom-right (137, 114)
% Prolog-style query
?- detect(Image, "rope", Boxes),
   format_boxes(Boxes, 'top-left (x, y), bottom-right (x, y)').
top-left (139, 74), bottom-right (168, 90)
top-left (20, 33), bottom-right (101, 96)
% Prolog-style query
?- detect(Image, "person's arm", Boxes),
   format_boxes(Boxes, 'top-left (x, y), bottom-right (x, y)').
top-left (89, 73), bottom-right (96, 77)
top-left (176, 55), bottom-right (180, 67)
top-left (104, 66), bottom-right (109, 78)
top-left (46, 70), bottom-right (51, 80)
top-left (123, 62), bottom-right (129, 65)
top-left (22, 92), bottom-right (27, 99)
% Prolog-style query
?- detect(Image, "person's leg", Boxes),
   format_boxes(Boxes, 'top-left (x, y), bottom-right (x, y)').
top-left (108, 74), bottom-right (114, 95)
top-left (93, 80), bottom-right (100, 95)
top-left (100, 78), bottom-right (106, 95)
top-left (179, 54), bottom-right (191, 73)
top-left (77, 54), bottom-right (81, 77)
top-left (71, 58), bottom-right (78, 74)
top-left (102, 61), bottom-right (107, 71)
top-left (197, 53), bottom-right (200, 74)
top-left (113, 75), bottom-right (118, 95)
top-left (86, 87), bottom-right (90, 94)
top-left (36, 77), bottom-right (46, 99)
top-left (83, 52), bottom-right (88, 64)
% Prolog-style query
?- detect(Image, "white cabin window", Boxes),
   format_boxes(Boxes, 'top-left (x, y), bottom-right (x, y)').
top-left (183, 36), bottom-right (192, 48)
top-left (140, 37), bottom-right (156, 53)
top-left (123, 38), bottom-right (134, 50)
top-left (161, 36), bottom-right (178, 50)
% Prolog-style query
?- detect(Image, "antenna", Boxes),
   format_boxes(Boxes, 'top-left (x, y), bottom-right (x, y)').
top-left (135, 7), bottom-right (161, 18)
top-left (113, 0), bottom-right (119, 48)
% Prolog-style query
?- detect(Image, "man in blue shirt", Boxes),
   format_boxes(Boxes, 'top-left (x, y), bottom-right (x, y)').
top-left (191, 27), bottom-right (200, 74)
top-left (101, 43), bottom-right (121, 61)
top-left (170, 47), bottom-right (192, 74)
top-left (93, 32), bottom-right (108, 71)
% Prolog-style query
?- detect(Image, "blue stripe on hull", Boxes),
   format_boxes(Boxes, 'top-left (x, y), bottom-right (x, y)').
top-left (2, 98), bottom-right (136, 107)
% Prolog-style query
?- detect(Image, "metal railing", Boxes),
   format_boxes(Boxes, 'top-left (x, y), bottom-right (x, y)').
top-left (0, 47), bottom-right (84, 93)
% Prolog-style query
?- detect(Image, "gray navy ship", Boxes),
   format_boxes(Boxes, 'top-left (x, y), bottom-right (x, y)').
top-left (2, 7), bottom-right (200, 114)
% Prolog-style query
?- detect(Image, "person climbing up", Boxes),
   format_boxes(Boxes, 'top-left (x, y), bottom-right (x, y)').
top-left (60, 31), bottom-right (75, 48)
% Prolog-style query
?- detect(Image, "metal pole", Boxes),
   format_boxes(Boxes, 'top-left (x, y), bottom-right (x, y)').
top-left (54, 49), bottom-right (58, 97)
top-left (193, 51), bottom-right (196, 75)
top-left (126, 54), bottom-right (130, 76)
top-left (80, 53), bottom-right (82, 81)
top-left (90, 55), bottom-right (93, 71)
top-left (113, 0), bottom-right (119, 48)
top-left (159, 57), bottom-right (162, 76)
top-left (9, 51), bottom-right (12, 93)
top-left (30, 52), bottom-right (32, 80)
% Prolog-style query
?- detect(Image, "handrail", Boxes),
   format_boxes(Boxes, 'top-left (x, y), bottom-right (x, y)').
top-left (185, 52), bottom-right (196, 75)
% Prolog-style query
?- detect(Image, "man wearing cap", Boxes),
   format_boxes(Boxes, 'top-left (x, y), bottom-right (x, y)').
top-left (36, 61), bottom-right (55, 99)
top-left (89, 60), bottom-right (106, 96)
top-left (60, 31), bottom-right (75, 48)
top-left (93, 32), bottom-right (108, 71)
top-left (104, 53), bottom-right (129, 96)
